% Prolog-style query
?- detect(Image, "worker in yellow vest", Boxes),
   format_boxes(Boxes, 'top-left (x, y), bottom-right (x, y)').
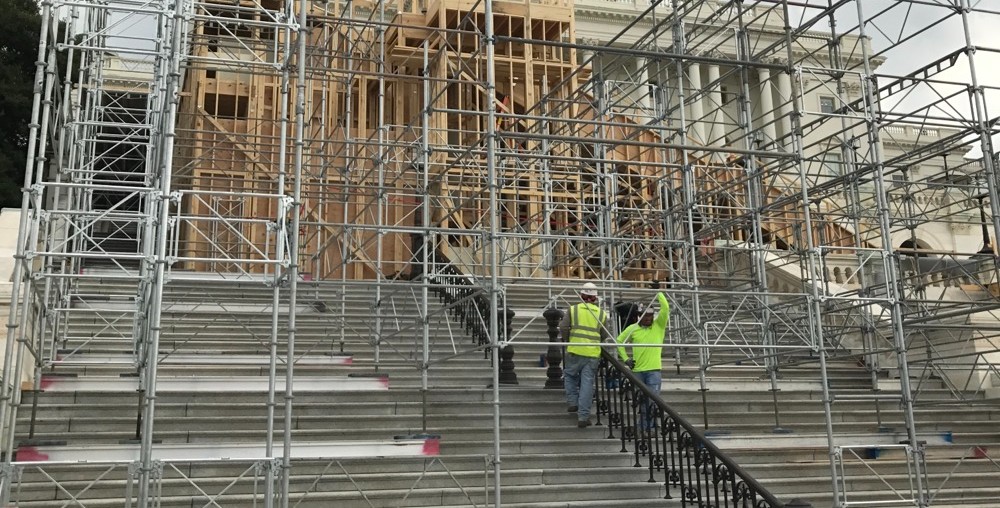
top-left (559, 282), bottom-right (610, 428)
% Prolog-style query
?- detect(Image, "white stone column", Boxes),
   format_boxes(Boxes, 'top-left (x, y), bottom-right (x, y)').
top-left (777, 70), bottom-right (794, 151)
top-left (706, 64), bottom-right (724, 155)
top-left (579, 38), bottom-right (597, 71)
top-left (688, 62), bottom-right (705, 145)
top-left (757, 68), bottom-right (777, 148)
top-left (636, 57), bottom-right (650, 112)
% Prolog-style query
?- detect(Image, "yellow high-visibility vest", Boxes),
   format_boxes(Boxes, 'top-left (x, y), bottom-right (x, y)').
top-left (566, 302), bottom-right (606, 358)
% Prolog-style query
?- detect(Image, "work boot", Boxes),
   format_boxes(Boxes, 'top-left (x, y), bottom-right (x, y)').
top-left (577, 419), bottom-right (592, 428)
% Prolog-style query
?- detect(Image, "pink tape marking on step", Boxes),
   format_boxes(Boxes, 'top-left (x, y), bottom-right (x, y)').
top-left (422, 438), bottom-right (440, 456)
top-left (15, 447), bottom-right (50, 462)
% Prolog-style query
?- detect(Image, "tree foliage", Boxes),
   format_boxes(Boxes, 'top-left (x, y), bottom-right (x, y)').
top-left (0, 0), bottom-right (41, 208)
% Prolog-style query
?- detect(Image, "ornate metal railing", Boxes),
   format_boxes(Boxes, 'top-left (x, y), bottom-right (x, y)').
top-left (426, 262), bottom-right (492, 347)
top-left (594, 350), bottom-right (789, 508)
top-left (419, 251), bottom-right (518, 383)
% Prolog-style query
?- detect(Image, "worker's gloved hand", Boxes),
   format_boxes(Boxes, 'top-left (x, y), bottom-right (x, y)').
top-left (624, 359), bottom-right (635, 370)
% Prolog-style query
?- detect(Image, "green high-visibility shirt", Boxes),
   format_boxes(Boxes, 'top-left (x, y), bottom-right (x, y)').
top-left (616, 292), bottom-right (669, 372)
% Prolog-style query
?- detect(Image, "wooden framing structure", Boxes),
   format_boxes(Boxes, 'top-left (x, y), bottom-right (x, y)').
top-left (171, 0), bottom-right (867, 282)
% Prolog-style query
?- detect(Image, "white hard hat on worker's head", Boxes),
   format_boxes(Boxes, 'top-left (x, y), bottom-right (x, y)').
top-left (580, 282), bottom-right (599, 297)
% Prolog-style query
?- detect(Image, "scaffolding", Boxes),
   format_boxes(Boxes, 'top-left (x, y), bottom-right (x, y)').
top-left (2, 0), bottom-right (1000, 506)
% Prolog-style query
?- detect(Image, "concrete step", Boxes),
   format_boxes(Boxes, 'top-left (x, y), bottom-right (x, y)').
top-left (7, 451), bottom-right (641, 482)
top-left (8, 481), bottom-right (674, 508)
top-left (15, 421), bottom-right (616, 448)
top-left (10, 463), bottom-right (662, 501)
top-left (15, 277), bottom-right (994, 508)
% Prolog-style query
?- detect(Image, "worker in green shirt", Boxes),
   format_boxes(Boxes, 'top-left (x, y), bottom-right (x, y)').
top-left (616, 291), bottom-right (669, 430)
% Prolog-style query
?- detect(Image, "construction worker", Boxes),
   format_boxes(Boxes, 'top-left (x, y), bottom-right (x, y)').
top-left (616, 291), bottom-right (669, 430)
top-left (559, 281), bottom-right (610, 428)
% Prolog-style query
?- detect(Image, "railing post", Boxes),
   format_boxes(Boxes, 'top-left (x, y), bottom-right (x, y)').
top-left (0, 462), bottom-right (13, 506)
top-left (543, 307), bottom-right (564, 388)
top-left (497, 307), bottom-right (518, 385)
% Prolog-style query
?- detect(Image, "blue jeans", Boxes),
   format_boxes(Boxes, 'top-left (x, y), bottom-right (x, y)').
top-left (635, 370), bottom-right (662, 430)
top-left (564, 353), bottom-right (599, 421)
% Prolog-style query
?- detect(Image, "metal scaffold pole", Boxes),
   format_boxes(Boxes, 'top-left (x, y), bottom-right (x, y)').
top-left (854, 2), bottom-right (926, 505)
top-left (0, 0), bottom-right (53, 459)
top-left (374, 0), bottom-right (388, 373)
top-left (279, 0), bottom-right (309, 504)
top-left (805, 3), bottom-right (844, 503)
top-left (338, 0), bottom-right (355, 358)
top-left (420, 39), bottom-right (431, 431)
top-left (483, 0), bottom-right (503, 503)
top-left (265, 6), bottom-right (294, 505)
top-left (958, 0), bottom-right (1000, 256)
top-left (669, 0), bottom-right (707, 424)
top-left (138, 0), bottom-right (185, 504)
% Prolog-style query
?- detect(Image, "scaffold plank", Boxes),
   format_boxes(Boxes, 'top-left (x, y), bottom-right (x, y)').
top-left (13, 436), bottom-right (440, 463)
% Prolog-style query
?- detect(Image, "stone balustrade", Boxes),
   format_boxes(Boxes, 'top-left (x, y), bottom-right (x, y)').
top-left (821, 253), bottom-right (990, 290)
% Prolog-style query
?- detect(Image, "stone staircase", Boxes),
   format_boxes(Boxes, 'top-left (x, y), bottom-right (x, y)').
top-left (655, 352), bottom-right (1000, 506)
top-left (502, 282), bottom-right (1000, 505)
top-left (7, 275), bottom-right (673, 507)
top-left (7, 275), bottom-right (1000, 506)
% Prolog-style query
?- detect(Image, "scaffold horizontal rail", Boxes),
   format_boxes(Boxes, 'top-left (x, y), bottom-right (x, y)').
top-left (50, 353), bottom-right (355, 366)
top-left (711, 431), bottom-right (954, 451)
top-left (35, 374), bottom-right (389, 392)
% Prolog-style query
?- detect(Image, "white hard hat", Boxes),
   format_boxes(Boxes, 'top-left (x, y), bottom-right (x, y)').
top-left (580, 282), bottom-right (599, 297)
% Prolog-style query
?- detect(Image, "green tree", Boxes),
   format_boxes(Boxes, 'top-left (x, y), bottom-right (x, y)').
top-left (0, 0), bottom-right (42, 208)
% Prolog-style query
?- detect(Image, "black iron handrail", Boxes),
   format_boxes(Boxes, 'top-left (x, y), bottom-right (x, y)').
top-left (408, 248), bottom-right (518, 383)
top-left (595, 349), bottom-right (786, 508)
top-left (425, 262), bottom-right (492, 348)
top-left (415, 248), bottom-right (507, 349)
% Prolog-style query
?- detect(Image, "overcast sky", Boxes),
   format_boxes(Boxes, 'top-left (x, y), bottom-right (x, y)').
top-left (85, 0), bottom-right (1000, 157)
top-left (785, 0), bottom-right (1000, 158)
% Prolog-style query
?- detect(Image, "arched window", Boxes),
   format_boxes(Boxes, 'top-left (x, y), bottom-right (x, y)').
top-left (898, 239), bottom-right (932, 257)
